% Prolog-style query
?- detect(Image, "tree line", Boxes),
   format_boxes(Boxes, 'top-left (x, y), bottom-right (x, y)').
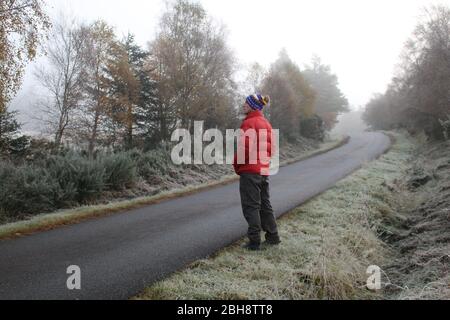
top-left (0, 0), bottom-right (348, 220)
top-left (363, 5), bottom-right (450, 140)
top-left (1, 0), bottom-right (349, 160)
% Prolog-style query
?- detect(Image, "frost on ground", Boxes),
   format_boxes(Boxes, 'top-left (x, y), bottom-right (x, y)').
top-left (134, 131), bottom-right (449, 300)
top-left (382, 134), bottom-right (450, 300)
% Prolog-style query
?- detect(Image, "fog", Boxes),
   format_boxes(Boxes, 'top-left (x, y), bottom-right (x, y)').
top-left (9, 0), bottom-right (448, 134)
top-left (331, 109), bottom-right (368, 138)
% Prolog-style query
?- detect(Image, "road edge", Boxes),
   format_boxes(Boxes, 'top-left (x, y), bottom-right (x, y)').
top-left (133, 132), bottom-right (395, 300)
top-left (0, 136), bottom-right (350, 241)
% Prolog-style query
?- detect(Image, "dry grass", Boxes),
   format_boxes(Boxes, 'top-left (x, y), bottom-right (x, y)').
top-left (0, 137), bottom-right (347, 241)
top-left (134, 132), bottom-right (418, 300)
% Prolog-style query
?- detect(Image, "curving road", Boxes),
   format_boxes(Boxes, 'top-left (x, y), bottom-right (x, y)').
top-left (0, 132), bottom-right (390, 300)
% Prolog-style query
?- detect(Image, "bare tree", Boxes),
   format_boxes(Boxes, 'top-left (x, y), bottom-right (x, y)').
top-left (261, 49), bottom-right (316, 141)
top-left (0, 0), bottom-right (39, 14)
top-left (74, 20), bottom-right (117, 156)
top-left (404, 5), bottom-right (450, 121)
top-left (35, 17), bottom-right (87, 148)
top-left (148, 0), bottom-right (237, 134)
top-left (364, 5), bottom-right (450, 140)
top-left (303, 56), bottom-right (349, 131)
top-left (241, 63), bottom-right (266, 96)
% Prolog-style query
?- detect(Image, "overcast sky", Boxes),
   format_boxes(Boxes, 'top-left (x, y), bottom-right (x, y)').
top-left (11, 0), bottom-right (449, 129)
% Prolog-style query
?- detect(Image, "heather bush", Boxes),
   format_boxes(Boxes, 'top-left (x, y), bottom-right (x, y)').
top-left (0, 162), bottom-right (55, 218)
top-left (101, 152), bottom-right (137, 191)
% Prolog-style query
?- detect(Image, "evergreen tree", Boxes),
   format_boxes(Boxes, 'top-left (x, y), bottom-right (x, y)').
top-left (106, 34), bottom-right (158, 150)
top-left (0, 110), bottom-right (29, 158)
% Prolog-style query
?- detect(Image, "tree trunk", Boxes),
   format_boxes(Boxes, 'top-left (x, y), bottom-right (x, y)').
top-left (89, 111), bottom-right (100, 158)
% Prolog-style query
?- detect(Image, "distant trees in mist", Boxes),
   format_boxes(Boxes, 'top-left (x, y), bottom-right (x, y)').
top-left (363, 5), bottom-right (450, 140)
top-left (260, 49), bottom-right (317, 142)
top-left (1, 0), bottom-right (350, 159)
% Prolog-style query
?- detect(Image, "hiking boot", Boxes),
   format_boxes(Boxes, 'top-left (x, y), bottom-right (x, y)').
top-left (263, 238), bottom-right (281, 246)
top-left (241, 242), bottom-right (261, 251)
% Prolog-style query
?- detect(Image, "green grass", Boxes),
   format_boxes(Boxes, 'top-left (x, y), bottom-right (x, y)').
top-left (133, 132), bottom-right (417, 300)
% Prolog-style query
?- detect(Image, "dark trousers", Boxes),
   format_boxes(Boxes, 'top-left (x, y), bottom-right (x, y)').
top-left (239, 173), bottom-right (280, 244)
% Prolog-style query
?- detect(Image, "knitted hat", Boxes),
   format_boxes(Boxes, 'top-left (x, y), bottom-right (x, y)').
top-left (246, 94), bottom-right (270, 111)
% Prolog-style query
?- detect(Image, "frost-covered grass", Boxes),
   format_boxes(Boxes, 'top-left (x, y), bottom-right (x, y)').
top-left (381, 133), bottom-right (450, 300)
top-left (134, 132), bottom-right (418, 300)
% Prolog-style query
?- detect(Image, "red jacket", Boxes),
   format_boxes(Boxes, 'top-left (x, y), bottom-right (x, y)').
top-left (233, 110), bottom-right (274, 176)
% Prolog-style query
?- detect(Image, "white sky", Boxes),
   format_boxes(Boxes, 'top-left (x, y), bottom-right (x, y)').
top-left (11, 0), bottom-right (450, 129)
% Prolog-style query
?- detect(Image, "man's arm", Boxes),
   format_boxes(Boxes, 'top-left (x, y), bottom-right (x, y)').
top-left (233, 121), bottom-right (252, 174)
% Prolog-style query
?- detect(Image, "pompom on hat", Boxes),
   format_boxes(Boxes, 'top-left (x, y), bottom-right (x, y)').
top-left (246, 94), bottom-right (270, 111)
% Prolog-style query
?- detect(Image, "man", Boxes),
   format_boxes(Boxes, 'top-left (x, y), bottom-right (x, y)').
top-left (233, 94), bottom-right (281, 251)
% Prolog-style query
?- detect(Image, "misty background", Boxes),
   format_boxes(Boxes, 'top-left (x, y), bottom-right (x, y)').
top-left (9, 0), bottom-right (447, 135)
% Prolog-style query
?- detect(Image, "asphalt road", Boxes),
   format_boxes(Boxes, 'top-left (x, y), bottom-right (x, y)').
top-left (0, 132), bottom-right (391, 300)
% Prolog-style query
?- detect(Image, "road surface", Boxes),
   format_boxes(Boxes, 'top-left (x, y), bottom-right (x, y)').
top-left (0, 132), bottom-right (391, 300)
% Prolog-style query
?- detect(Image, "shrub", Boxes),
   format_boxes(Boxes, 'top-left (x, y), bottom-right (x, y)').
top-left (0, 162), bottom-right (56, 218)
top-left (44, 153), bottom-right (79, 206)
top-left (133, 148), bottom-right (172, 181)
top-left (0, 149), bottom-right (141, 219)
top-left (100, 152), bottom-right (137, 191)
top-left (300, 115), bottom-right (326, 142)
top-left (45, 152), bottom-right (105, 204)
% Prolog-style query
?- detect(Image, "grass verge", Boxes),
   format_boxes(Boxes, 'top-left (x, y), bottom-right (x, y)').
top-left (133, 132), bottom-right (416, 300)
top-left (0, 137), bottom-right (348, 241)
